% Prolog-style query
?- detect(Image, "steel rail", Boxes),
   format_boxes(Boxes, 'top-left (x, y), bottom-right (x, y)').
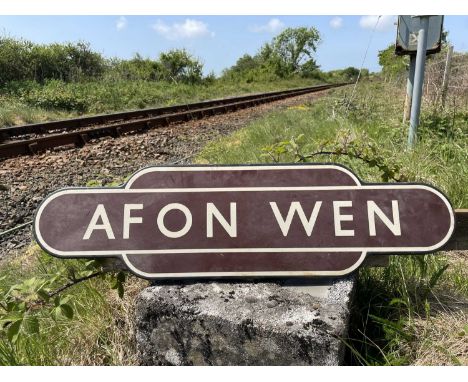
top-left (0, 83), bottom-right (346, 159)
top-left (0, 84), bottom-right (338, 140)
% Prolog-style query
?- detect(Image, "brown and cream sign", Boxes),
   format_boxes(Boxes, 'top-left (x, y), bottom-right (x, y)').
top-left (34, 165), bottom-right (455, 279)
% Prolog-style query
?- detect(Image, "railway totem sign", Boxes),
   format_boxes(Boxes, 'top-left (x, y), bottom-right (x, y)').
top-left (34, 165), bottom-right (454, 279)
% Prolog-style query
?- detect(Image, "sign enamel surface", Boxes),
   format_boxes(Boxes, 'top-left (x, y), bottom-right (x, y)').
top-left (34, 165), bottom-right (455, 279)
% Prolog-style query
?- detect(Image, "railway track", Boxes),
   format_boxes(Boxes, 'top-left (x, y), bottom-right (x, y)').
top-left (0, 83), bottom-right (347, 159)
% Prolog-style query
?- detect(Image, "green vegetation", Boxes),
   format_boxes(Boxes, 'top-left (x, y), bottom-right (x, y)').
top-left (222, 26), bottom-right (321, 81)
top-left (0, 38), bottom-right (105, 84)
top-left (221, 26), bottom-right (365, 84)
top-left (378, 45), bottom-right (408, 80)
top-left (2, 79), bottom-right (466, 365)
top-left (0, 246), bottom-right (143, 365)
top-left (1, 23), bottom-right (466, 366)
top-left (0, 29), bottom-right (362, 127)
top-left (1, 77), bottom-right (323, 117)
top-left (198, 81), bottom-right (468, 364)
top-left (198, 82), bottom-right (467, 206)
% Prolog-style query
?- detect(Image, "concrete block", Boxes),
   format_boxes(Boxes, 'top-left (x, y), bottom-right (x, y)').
top-left (135, 277), bottom-right (355, 365)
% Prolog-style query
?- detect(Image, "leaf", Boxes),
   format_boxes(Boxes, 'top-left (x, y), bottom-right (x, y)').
top-left (116, 272), bottom-right (126, 283)
top-left (429, 264), bottom-right (449, 289)
top-left (117, 283), bottom-right (124, 299)
top-left (36, 289), bottom-right (50, 303)
top-left (368, 314), bottom-right (413, 342)
top-left (59, 295), bottom-right (72, 305)
top-left (7, 319), bottom-right (22, 343)
top-left (78, 270), bottom-right (94, 278)
top-left (51, 307), bottom-right (60, 321)
top-left (23, 316), bottom-right (39, 335)
top-left (389, 298), bottom-right (408, 308)
top-left (6, 301), bottom-right (18, 313)
top-left (60, 304), bottom-right (74, 320)
top-left (110, 279), bottom-right (119, 290)
top-left (0, 312), bottom-right (24, 328)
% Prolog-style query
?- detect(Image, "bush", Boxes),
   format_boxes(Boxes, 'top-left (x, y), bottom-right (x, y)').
top-left (158, 49), bottom-right (204, 84)
top-left (0, 37), bottom-right (105, 85)
top-left (19, 80), bottom-right (92, 112)
top-left (109, 54), bottom-right (162, 81)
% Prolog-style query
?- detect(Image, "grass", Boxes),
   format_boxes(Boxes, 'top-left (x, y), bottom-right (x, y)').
top-left (0, 245), bottom-right (147, 365)
top-left (198, 81), bottom-right (468, 207)
top-left (0, 77), bottom-right (323, 127)
top-left (197, 79), bottom-right (468, 365)
top-left (0, 79), bottom-right (466, 365)
top-left (0, 96), bottom-right (71, 126)
top-left (348, 254), bottom-right (468, 365)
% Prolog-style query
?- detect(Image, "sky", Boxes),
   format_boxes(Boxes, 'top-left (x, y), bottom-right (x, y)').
top-left (0, 15), bottom-right (467, 75)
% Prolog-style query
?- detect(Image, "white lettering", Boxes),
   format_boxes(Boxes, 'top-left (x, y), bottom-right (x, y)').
top-left (207, 203), bottom-right (237, 238)
top-left (270, 201), bottom-right (322, 236)
top-left (157, 203), bottom-right (192, 238)
top-left (333, 201), bottom-right (354, 237)
top-left (83, 204), bottom-right (115, 240)
top-left (368, 200), bottom-right (401, 236)
top-left (123, 204), bottom-right (143, 239)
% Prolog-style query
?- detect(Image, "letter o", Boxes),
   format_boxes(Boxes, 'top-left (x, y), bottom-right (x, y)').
top-left (157, 203), bottom-right (192, 238)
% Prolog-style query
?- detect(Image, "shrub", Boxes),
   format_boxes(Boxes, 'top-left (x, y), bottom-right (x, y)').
top-left (0, 37), bottom-right (105, 85)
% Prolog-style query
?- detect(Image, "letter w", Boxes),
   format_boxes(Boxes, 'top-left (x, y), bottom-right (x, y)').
top-left (270, 201), bottom-right (322, 237)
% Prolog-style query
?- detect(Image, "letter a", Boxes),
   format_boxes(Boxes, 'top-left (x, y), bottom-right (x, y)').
top-left (83, 204), bottom-right (115, 240)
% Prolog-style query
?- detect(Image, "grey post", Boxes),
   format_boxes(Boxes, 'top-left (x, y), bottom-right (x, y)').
top-left (408, 16), bottom-right (429, 149)
top-left (441, 44), bottom-right (454, 108)
top-left (403, 55), bottom-right (416, 124)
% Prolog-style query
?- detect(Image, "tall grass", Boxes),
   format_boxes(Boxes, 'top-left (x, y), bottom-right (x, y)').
top-left (0, 77), bottom-right (322, 127)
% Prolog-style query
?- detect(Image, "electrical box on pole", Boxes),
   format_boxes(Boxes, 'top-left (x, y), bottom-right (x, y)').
top-left (395, 15), bottom-right (444, 56)
top-left (394, 15), bottom-right (444, 149)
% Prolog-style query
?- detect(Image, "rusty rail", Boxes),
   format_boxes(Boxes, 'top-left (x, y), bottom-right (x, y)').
top-left (0, 83), bottom-right (347, 159)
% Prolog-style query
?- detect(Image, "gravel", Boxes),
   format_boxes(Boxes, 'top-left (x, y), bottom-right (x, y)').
top-left (0, 90), bottom-right (329, 260)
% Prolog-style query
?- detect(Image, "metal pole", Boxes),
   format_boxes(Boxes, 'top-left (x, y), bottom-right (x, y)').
top-left (441, 44), bottom-right (454, 108)
top-left (403, 55), bottom-right (416, 124)
top-left (408, 16), bottom-right (429, 150)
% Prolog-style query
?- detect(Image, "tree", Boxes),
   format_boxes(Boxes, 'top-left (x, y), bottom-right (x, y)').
top-left (378, 44), bottom-right (408, 80)
top-left (299, 59), bottom-right (321, 79)
top-left (341, 67), bottom-right (360, 81)
top-left (112, 54), bottom-right (162, 81)
top-left (227, 54), bottom-right (260, 74)
top-left (270, 27), bottom-right (321, 75)
top-left (222, 26), bottom-right (321, 81)
top-left (158, 49), bottom-right (204, 84)
top-left (0, 37), bottom-right (105, 85)
top-left (0, 37), bottom-right (34, 84)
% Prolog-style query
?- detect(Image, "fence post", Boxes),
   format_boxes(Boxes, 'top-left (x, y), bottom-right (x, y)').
top-left (403, 55), bottom-right (416, 124)
top-left (440, 44), bottom-right (454, 108)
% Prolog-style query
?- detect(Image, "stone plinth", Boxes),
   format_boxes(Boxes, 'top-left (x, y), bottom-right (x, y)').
top-left (135, 277), bottom-right (355, 365)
